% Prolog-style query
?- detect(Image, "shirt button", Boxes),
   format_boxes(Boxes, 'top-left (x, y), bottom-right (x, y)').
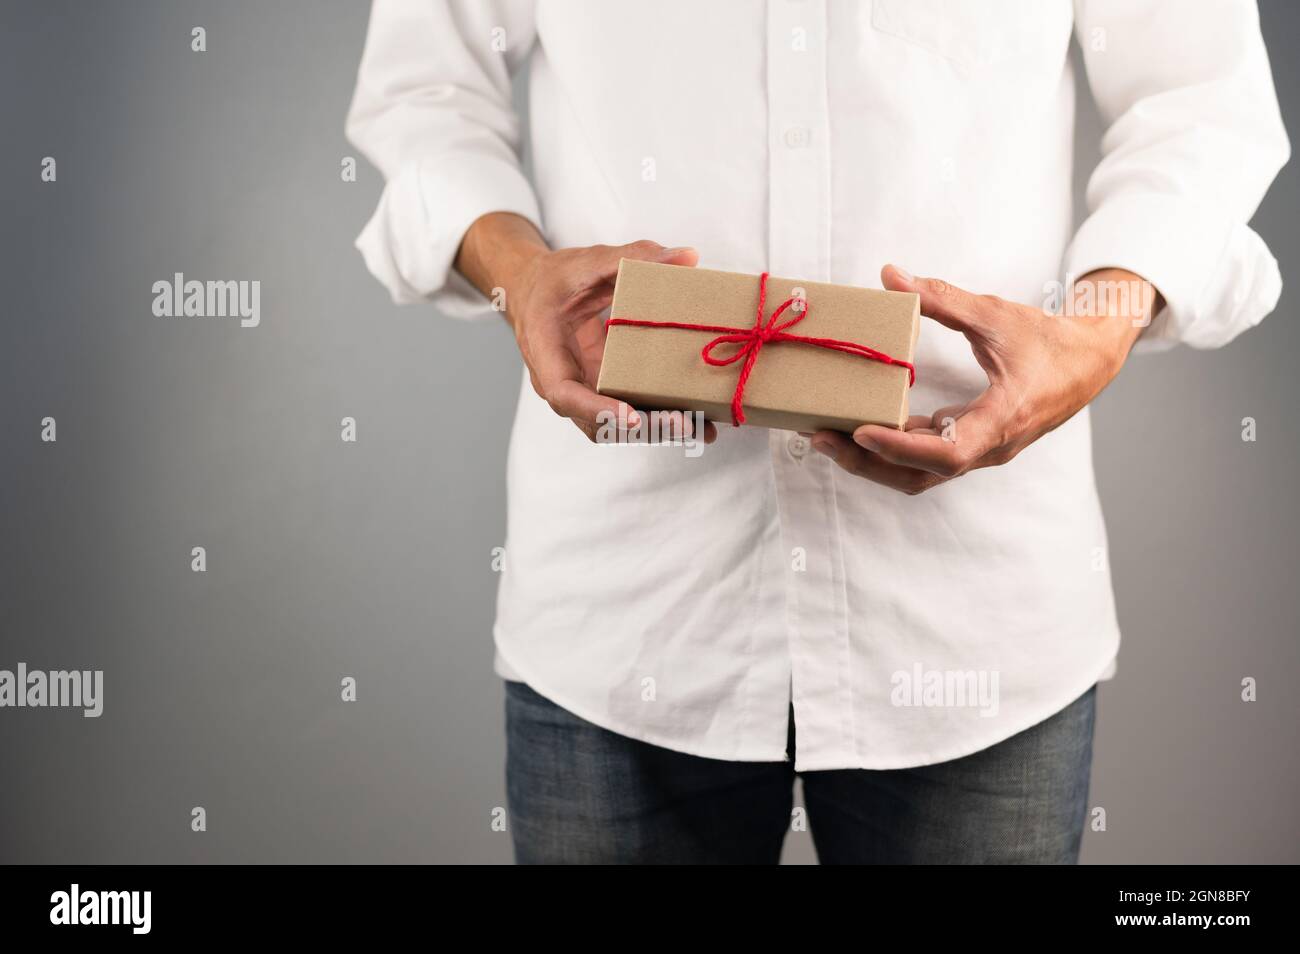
top-left (783, 125), bottom-right (810, 149)
top-left (787, 434), bottom-right (809, 460)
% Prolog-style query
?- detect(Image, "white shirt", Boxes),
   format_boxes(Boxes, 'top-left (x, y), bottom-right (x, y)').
top-left (346, 0), bottom-right (1288, 770)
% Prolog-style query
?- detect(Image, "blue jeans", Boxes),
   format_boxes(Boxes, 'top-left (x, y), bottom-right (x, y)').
top-left (505, 681), bottom-right (1096, 864)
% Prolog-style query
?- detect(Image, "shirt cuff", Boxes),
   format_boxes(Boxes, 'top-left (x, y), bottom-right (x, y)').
top-left (355, 153), bottom-right (543, 319)
top-left (1062, 193), bottom-right (1281, 353)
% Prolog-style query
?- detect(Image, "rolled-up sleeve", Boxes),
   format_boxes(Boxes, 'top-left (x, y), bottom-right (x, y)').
top-left (346, 0), bottom-right (542, 317)
top-left (1064, 0), bottom-right (1290, 351)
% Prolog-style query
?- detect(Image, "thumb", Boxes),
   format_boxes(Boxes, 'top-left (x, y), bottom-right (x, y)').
top-left (615, 239), bottom-right (700, 268)
top-left (655, 245), bottom-right (700, 267)
top-left (588, 241), bottom-right (698, 285)
top-left (882, 264), bottom-right (996, 338)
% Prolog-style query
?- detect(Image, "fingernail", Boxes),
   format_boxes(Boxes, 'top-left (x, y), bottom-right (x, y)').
top-left (625, 409), bottom-right (641, 428)
top-left (892, 265), bottom-right (914, 284)
top-left (811, 438), bottom-right (838, 460)
top-left (854, 432), bottom-right (879, 452)
top-left (661, 246), bottom-right (694, 257)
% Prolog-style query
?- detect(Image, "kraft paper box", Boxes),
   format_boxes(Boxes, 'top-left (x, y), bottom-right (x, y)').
top-left (596, 260), bottom-right (920, 433)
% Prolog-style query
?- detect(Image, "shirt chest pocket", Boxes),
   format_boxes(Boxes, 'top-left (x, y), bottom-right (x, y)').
top-left (869, 0), bottom-right (1073, 75)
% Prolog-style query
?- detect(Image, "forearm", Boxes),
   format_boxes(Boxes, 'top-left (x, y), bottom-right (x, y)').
top-left (454, 212), bottom-right (550, 326)
top-left (1074, 267), bottom-right (1163, 364)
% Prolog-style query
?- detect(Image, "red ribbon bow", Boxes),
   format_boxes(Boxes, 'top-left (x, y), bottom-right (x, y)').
top-left (606, 271), bottom-right (915, 427)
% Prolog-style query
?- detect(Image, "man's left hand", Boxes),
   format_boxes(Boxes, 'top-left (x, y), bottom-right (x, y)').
top-left (810, 265), bottom-right (1160, 495)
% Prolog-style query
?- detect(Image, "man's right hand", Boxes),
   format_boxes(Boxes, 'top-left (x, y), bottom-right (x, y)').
top-left (455, 212), bottom-right (714, 443)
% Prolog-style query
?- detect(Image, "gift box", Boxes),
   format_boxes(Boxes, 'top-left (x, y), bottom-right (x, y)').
top-left (596, 260), bottom-right (920, 433)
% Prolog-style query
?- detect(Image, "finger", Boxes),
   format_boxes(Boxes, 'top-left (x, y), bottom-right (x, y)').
top-left (618, 240), bottom-right (700, 267)
top-left (881, 264), bottom-right (998, 338)
top-left (643, 409), bottom-right (718, 445)
top-left (530, 326), bottom-right (641, 435)
top-left (852, 392), bottom-right (1006, 478)
top-left (647, 409), bottom-right (696, 442)
top-left (588, 240), bottom-right (700, 284)
top-left (810, 430), bottom-right (944, 496)
top-left (550, 380), bottom-right (643, 438)
top-left (900, 413), bottom-right (942, 436)
top-left (923, 404), bottom-right (969, 433)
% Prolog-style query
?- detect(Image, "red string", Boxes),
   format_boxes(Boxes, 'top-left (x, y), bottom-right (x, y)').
top-left (605, 272), bottom-right (915, 426)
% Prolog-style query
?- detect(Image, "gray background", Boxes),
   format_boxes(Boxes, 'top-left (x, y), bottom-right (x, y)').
top-left (1, 0), bottom-right (1296, 864)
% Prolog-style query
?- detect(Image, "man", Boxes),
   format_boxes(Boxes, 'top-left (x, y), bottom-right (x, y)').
top-left (346, 0), bottom-right (1288, 863)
